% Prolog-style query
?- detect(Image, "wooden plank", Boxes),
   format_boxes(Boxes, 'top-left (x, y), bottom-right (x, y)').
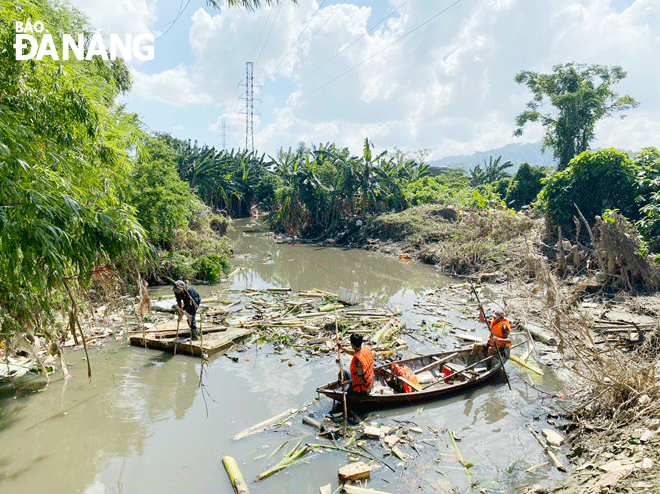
top-left (338, 462), bottom-right (371, 481)
top-left (415, 353), bottom-right (459, 375)
top-left (444, 362), bottom-right (479, 379)
top-left (129, 326), bottom-right (253, 357)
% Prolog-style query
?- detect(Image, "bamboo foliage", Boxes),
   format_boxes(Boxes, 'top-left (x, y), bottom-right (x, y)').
top-left (0, 0), bottom-right (150, 335)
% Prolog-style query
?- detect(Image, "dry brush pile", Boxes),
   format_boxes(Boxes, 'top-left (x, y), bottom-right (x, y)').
top-left (501, 211), bottom-right (660, 490)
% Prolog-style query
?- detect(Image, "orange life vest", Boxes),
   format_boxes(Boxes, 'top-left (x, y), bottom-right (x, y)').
top-left (350, 346), bottom-right (374, 393)
top-left (488, 318), bottom-right (511, 348)
top-left (390, 363), bottom-right (420, 393)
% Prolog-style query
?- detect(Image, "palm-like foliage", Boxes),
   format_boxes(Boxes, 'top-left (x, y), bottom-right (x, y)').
top-left (470, 155), bottom-right (513, 186)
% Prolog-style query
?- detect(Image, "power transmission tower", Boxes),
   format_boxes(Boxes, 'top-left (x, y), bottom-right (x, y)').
top-left (239, 61), bottom-right (260, 153)
top-left (221, 118), bottom-right (227, 150)
top-left (241, 62), bottom-right (254, 153)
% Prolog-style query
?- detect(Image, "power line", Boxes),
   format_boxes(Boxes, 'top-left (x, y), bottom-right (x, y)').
top-left (248, 5), bottom-right (274, 62)
top-left (154, 0), bottom-right (191, 42)
top-left (255, 2), bottom-right (283, 66)
top-left (259, 0), bottom-right (327, 89)
top-left (277, 0), bottom-right (410, 96)
top-left (295, 0), bottom-right (465, 103)
top-left (264, 4), bottom-right (341, 90)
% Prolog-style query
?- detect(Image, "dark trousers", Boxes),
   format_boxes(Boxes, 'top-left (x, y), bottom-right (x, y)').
top-left (184, 308), bottom-right (198, 339)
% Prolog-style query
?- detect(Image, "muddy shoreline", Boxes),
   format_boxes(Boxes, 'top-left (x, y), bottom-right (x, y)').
top-left (283, 205), bottom-right (660, 494)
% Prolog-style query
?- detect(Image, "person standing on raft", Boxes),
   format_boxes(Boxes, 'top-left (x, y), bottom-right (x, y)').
top-left (173, 280), bottom-right (201, 341)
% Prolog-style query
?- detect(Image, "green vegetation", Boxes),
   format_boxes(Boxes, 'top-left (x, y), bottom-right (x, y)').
top-left (129, 134), bottom-right (231, 283)
top-left (633, 147), bottom-right (660, 252)
top-left (514, 63), bottom-right (639, 170)
top-left (2, 0), bottom-right (659, 360)
top-left (504, 163), bottom-right (550, 210)
top-left (130, 136), bottom-right (199, 247)
top-left (539, 149), bottom-right (638, 231)
top-left (0, 0), bottom-right (231, 338)
top-left (0, 0), bottom-right (149, 334)
top-left (469, 156), bottom-right (513, 186)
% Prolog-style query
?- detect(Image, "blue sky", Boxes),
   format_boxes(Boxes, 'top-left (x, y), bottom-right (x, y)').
top-left (68, 0), bottom-right (657, 160)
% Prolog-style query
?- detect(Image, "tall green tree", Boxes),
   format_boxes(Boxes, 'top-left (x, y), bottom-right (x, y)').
top-left (0, 0), bottom-right (148, 333)
top-left (514, 63), bottom-right (639, 170)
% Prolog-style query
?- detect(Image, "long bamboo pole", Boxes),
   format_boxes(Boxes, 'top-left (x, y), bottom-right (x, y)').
top-left (335, 309), bottom-right (348, 439)
top-left (470, 283), bottom-right (511, 390)
top-left (173, 312), bottom-right (181, 356)
top-left (222, 456), bottom-right (250, 494)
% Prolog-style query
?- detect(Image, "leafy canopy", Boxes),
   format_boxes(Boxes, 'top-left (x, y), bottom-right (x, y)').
top-left (539, 149), bottom-right (637, 231)
top-left (0, 0), bottom-right (148, 331)
top-left (514, 63), bottom-right (638, 170)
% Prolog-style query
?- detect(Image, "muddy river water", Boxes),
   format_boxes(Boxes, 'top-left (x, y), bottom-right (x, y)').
top-left (0, 219), bottom-right (568, 494)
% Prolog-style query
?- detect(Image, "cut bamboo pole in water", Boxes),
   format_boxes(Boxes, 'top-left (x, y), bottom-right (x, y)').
top-left (222, 456), bottom-right (250, 494)
top-left (509, 355), bottom-right (544, 376)
top-left (526, 424), bottom-right (566, 471)
top-left (233, 408), bottom-right (298, 440)
top-left (342, 485), bottom-right (393, 494)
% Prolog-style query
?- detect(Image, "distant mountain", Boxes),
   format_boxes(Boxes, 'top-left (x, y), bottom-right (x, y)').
top-left (428, 142), bottom-right (557, 173)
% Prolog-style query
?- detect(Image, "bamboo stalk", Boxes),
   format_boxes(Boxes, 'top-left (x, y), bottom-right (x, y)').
top-left (313, 288), bottom-right (338, 298)
top-left (509, 355), bottom-right (544, 376)
top-left (173, 313), bottom-right (181, 356)
top-left (372, 320), bottom-right (393, 345)
top-left (526, 424), bottom-right (566, 471)
top-left (233, 408), bottom-right (298, 441)
top-left (336, 309), bottom-right (349, 440)
top-left (342, 485), bottom-right (393, 494)
top-left (525, 462), bottom-right (549, 473)
top-left (448, 430), bottom-right (472, 482)
top-left (222, 456), bottom-right (250, 494)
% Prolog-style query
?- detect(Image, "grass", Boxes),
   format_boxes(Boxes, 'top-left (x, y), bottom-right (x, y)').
top-left (366, 204), bottom-right (540, 276)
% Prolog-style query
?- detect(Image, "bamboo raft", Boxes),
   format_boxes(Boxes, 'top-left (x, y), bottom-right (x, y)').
top-left (128, 318), bottom-right (253, 357)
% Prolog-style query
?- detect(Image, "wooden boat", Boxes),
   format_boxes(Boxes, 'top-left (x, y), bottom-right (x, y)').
top-left (316, 347), bottom-right (505, 410)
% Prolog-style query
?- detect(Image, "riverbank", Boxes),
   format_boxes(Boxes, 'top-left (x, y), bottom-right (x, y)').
top-left (309, 204), bottom-right (660, 493)
top-left (3, 206), bottom-right (659, 493)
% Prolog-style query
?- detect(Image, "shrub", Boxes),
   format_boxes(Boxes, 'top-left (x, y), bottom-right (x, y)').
top-left (505, 163), bottom-right (549, 210)
top-left (193, 254), bottom-right (230, 283)
top-left (539, 149), bottom-right (637, 231)
top-left (633, 147), bottom-right (660, 252)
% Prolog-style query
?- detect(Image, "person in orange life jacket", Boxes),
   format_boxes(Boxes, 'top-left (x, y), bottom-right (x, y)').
top-left (388, 362), bottom-right (420, 393)
top-left (338, 333), bottom-right (374, 395)
top-left (472, 308), bottom-right (511, 368)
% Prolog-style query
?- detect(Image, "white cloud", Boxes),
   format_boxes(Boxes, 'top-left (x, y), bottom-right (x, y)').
top-left (131, 66), bottom-right (214, 106)
top-left (69, 0), bottom-right (157, 38)
top-left (71, 0), bottom-right (660, 160)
